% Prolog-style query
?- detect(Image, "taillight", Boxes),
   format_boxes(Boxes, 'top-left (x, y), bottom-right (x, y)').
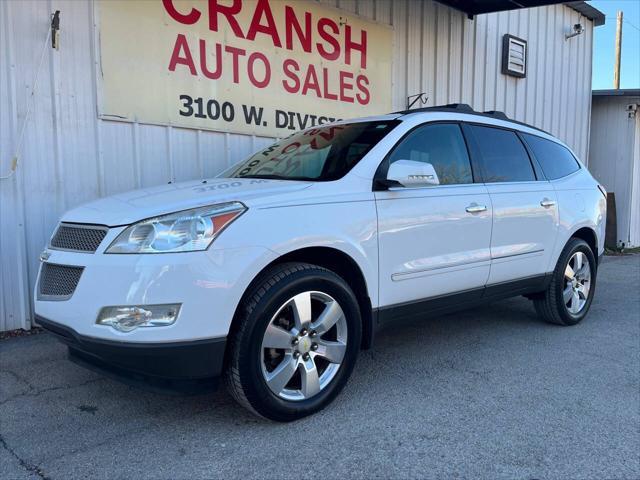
top-left (597, 184), bottom-right (607, 199)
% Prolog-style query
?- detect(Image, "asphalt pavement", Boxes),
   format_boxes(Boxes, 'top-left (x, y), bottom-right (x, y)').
top-left (1, 255), bottom-right (639, 479)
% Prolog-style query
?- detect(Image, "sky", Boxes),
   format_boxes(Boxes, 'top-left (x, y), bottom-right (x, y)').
top-left (591, 0), bottom-right (640, 89)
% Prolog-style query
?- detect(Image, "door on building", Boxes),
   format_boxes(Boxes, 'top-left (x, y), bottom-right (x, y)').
top-left (375, 123), bottom-right (493, 310)
top-left (462, 124), bottom-right (559, 286)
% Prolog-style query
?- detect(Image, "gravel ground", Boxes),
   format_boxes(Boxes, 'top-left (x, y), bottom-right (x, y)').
top-left (1, 255), bottom-right (638, 480)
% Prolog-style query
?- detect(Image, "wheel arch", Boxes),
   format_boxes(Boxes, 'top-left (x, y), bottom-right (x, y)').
top-left (228, 246), bottom-right (375, 355)
top-left (571, 226), bottom-right (598, 258)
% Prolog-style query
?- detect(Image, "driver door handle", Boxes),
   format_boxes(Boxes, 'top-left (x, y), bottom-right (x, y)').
top-left (466, 203), bottom-right (487, 213)
top-left (540, 198), bottom-right (556, 208)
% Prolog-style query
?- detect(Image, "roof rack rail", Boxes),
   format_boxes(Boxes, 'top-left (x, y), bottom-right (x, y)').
top-left (392, 103), bottom-right (550, 136)
top-left (482, 110), bottom-right (509, 120)
top-left (393, 103), bottom-right (475, 115)
top-left (439, 103), bottom-right (475, 112)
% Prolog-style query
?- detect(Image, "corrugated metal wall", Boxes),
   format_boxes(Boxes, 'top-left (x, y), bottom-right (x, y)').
top-left (589, 95), bottom-right (640, 248)
top-left (634, 109), bottom-right (640, 248)
top-left (0, 0), bottom-right (595, 330)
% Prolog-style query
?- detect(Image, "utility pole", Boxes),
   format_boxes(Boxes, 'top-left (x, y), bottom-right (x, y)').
top-left (614, 11), bottom-right (623, 89)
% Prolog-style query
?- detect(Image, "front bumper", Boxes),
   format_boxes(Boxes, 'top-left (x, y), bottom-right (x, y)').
top-left (34, 238), bottom-right (277, 342)
top-left (37, 315), bottom-right (226, 393)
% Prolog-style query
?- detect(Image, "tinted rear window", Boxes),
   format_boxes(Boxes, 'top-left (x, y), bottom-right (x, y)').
top-left (522, 133), bottom-right (580, 180)
top-left (466, 125), bottom-right (535, 183)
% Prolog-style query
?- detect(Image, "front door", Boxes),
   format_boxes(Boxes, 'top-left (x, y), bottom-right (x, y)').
top-left (375, 123), bottom-right (493, 311)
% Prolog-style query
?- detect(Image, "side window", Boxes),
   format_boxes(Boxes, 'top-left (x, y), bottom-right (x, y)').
top-left (522, 133), bottom-right (580, 180)
top-left (387, 124), bottom-right (473, 185)
top-left (467, 125), bottom-right (535, 183)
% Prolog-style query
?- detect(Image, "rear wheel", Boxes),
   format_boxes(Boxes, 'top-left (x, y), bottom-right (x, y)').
top-left (534, 238), bottom-right (597, 326)
top-left (225, 262), bottom-right (361, 421)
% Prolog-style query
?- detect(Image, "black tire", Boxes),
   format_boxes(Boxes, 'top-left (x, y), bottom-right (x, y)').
top-left (225, 262), bottom-right (362, 421)
top-left (534, 238), bottom-right (597, 326)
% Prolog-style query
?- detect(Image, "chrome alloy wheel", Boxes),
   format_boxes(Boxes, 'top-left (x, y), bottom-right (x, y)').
top-left (563, 251), bottom-right (592, 314)
top-left (260, 291), bottom-right (348, 401)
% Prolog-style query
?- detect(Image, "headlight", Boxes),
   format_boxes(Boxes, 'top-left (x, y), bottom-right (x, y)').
top-left (106, 202), bottom-right (246, 253)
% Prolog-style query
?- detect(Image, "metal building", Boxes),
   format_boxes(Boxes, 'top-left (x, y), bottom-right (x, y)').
top-left (0, 0), bottom-right (604, 331)
top-left (589, 89), bottom-right (640, 249)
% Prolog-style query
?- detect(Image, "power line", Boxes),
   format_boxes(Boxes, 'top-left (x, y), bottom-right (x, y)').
top-left (601, 14), bottom-right (640, 33)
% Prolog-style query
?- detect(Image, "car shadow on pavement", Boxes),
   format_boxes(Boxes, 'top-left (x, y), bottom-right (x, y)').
top-left (2, 295), bottom-right (546, 426)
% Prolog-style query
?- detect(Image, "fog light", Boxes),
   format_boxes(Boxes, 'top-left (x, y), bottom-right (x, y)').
top-left (96, 304), bottom-right (181, 333)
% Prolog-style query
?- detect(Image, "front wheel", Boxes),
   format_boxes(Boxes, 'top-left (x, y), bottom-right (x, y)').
top-left (225, 263), bottom-right (361, 421)
top-left (534, 238), bottom-right (597, 326)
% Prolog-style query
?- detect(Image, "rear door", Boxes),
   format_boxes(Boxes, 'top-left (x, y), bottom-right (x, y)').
top-left (462, 124), bottom-right (559, 285)
top-left (375, 122), bottom-right (493, 309)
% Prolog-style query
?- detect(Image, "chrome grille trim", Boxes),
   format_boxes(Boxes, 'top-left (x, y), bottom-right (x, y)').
top-left (50, 223), bottom-right (108, 253)
top-left (38, 263), bottom-right (84, 301)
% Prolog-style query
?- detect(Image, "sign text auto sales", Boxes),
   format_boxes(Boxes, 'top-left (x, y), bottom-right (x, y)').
top-left (98, 0), bottom-right (392, 136)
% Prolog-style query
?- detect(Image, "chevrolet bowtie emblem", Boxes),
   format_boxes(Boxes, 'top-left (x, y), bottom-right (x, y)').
top-left (39, 251), bottom-right (51, 262)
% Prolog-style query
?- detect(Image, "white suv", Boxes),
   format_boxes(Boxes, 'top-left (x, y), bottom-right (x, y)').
top-left (35, 104), bottom-right (606, 421)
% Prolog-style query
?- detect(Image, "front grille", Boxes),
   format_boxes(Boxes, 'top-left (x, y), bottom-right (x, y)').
top-left (50, 223), bottom-right (108, 252)
top-left (39, 263), bottom-right (84, 299)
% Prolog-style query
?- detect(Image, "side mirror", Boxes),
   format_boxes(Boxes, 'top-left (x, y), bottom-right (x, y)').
top-left (387, 160), bottom-right (440, 187)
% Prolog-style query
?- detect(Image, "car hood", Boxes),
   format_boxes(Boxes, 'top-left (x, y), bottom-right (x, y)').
top-left (61, 178), bottom-right (313, 226)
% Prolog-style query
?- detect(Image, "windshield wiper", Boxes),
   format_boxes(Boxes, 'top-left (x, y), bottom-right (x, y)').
top-left (238, 174), bottom-right (317, 181)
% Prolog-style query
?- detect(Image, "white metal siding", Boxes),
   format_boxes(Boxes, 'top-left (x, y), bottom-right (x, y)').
top-left (0, 0), bottom-right (596, 330)
top-left (589, 95), bottom-right (640, 248)
top-left (632, 111), bottom-right (640, 247)
top-left (632, 110), bottom-right (640, 247)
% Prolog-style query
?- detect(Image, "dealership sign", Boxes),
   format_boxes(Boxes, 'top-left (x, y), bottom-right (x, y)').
top-left (97, 0), bottom-right (393, 136)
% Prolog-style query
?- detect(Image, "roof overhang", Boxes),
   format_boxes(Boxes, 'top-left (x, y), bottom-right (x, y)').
top-left (593, 89), bottom-right (640, 97)
top-left (436, 1), bottom-right (605, 26)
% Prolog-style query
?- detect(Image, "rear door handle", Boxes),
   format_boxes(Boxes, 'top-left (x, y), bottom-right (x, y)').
top-left (466, 203), bottom-right (487, 213)
top-left (540, 198), bottom-right (556, 208)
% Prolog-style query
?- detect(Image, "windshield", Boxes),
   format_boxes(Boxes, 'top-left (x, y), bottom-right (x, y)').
top-left (223, 121), bottom-right (399, 181)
